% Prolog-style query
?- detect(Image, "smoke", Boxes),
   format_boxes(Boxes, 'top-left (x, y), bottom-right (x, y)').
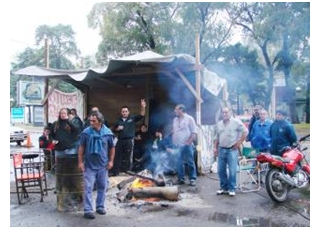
top-left (147, 148), bottom-right (180, 177)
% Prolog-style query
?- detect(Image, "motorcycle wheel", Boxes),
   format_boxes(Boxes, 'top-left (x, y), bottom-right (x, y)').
top-left (265, 168), bottom-right (288, 203)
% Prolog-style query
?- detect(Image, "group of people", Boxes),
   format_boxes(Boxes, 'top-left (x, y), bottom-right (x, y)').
top-left (130, 104), bottom-right (198, 187)
top-left (38, 101), bottom-right (198, 220)
top-left (214, 105), bottom-right (298, 197)
top-left (38, 107), bottom-right (113, 219)
top-left (38, 100), bottom-right (298, 217)
top-left (247, 105), bottom-right (298, 156)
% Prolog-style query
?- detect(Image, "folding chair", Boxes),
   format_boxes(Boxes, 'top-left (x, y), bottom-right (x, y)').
top-left (12, 152), bottom-right (48, 204)
top-left (237, 157), bottom-right (262, 193)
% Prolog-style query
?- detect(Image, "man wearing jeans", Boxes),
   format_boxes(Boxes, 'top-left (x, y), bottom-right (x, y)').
top-left (78, 111), bottom-right (115, 219)
top-left (214, 107), bottom-right (248, 196)
top-left (172, 104), bottom-right (197, 186)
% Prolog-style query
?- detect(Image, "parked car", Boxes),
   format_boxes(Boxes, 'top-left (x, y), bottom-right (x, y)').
top-left (10, 124), bottom-right (28, 145)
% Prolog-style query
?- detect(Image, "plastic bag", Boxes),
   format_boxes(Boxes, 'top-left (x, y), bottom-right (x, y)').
top-left (211, 161), bottom-right (218, 173)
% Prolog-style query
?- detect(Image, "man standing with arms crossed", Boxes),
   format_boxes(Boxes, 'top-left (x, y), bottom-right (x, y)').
top-left (214, 107), bottom-right (248, 196)
top-left (78, 111), bottom-right (115, 219)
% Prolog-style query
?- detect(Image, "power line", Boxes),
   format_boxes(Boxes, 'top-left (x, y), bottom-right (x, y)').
top-left (10, 39), bottom-right (37, 47)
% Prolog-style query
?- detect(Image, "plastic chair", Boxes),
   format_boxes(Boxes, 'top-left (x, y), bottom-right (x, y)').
top-left (12, 152), bottom-right (48, 204)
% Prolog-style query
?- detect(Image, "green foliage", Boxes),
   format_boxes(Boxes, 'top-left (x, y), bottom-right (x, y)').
top-left (229, 2), bottom-right (309, 109)
top-left (35, 24), bottom-right (80, 69)
top-left (10, 24), bottom-right (81, 99)
top-left (209, 43), bottom-right (266, 107)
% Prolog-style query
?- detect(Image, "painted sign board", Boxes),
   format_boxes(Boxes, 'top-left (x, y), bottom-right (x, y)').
top-left (11, 107), bottom-right (24, 123)
top-left (17, 81), bottom-right (45, 105)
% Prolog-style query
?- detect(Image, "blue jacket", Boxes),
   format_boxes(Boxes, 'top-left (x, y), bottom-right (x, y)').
top-left (250, 119), bottom-right (273, 151)
top-left (270, 119), bottom-right (297, 156)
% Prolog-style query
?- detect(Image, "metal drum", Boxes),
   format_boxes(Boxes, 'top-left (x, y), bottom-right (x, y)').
top-left (55, 155), bottom-right (83, 212)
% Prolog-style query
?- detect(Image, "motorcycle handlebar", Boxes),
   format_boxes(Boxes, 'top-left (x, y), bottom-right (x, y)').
top-left (299, 134), bottom-right (310, 142)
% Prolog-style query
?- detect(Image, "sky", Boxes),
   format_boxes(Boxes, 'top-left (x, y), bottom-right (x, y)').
top-left (9, 0), bottom-right (101, 63)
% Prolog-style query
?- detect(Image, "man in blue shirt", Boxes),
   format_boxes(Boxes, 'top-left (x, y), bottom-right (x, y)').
top-left (78, 111), bottom-right (115, 219)
top-left (250, 109), bottom-right (273, 153)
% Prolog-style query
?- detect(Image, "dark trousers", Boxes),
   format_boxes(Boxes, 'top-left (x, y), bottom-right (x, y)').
top-left (112, 139), bottom-right (134, 174)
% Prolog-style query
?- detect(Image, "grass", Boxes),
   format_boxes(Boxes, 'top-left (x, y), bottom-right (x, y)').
top-left (294, 123), bottom-right (310, 130)
top-left (294, 123), bottom-right (310, 137)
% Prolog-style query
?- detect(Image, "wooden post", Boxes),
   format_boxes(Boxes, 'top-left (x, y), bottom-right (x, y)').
top-left (195, 34), bottom-right (203, 174)
top-left (44, 38), bottom-right (49, 125)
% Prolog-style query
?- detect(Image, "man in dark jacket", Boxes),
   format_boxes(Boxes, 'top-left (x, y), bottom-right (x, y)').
top-left (110, 99), bottom-right (146, 176)
top-left (270, 110), bottom-right (298, 156)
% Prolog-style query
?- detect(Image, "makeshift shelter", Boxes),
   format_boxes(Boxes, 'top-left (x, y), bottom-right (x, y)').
top-left (14, 51), bottom-right (228, 173)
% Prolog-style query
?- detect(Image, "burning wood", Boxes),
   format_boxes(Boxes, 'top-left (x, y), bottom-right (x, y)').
top-left (130, 186), bottom-right (179, 201)
top-left (116, 170), bottom-right (179, 202)
top-left (125, 170), bottom-right (165, 186)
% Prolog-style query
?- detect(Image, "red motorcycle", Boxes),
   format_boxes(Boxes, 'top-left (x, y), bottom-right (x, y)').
top-left (256, 134), bottom-right (310, 203)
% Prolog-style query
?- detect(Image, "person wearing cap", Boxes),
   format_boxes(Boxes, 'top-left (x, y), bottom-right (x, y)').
top-left (246, 105), bottom-right (262, 142)
top-left (269, 110), bottom-right (298, 156)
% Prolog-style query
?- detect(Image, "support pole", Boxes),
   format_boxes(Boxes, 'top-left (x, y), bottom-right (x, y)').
top-left (195, 34), bottom-right (203, 174)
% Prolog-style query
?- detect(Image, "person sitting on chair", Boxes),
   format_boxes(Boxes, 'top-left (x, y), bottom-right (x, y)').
top-left (39, 126), bottom-right (55, 171)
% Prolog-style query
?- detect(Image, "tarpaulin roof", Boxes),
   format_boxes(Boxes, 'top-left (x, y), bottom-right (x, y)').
top-left (13, 50), bottom-right (227, 96)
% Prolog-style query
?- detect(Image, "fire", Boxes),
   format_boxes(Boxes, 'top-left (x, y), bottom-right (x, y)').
top-left (130, 178), bottom-right (160, 202)
top-left (131, 178), bottom-right (156, 188)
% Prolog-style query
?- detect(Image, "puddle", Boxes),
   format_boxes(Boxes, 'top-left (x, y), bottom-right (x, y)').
top-left (208, 212), bottom-right (309, 227)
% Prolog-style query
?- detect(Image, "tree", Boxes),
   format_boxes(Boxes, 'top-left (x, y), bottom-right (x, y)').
top-left (88, 2), bottom-right (234, 65)
top-left (35, 24), bottom-right (81, 69)
top-left (88, 2), bottom-right (179, 65)
top-left (10, 24), bottom-right (82, 101)
top-left (209, 43), bottom-right (266, 111)
top-left (229, 2), bottom-right (310, 121)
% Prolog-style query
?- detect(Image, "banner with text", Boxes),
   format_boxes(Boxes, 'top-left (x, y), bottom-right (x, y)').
top-left (48, 89), bottom-right (84, 123)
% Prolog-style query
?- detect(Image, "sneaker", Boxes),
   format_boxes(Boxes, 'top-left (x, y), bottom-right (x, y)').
top-left (190, 180), bottom-right (196, 186)
top-left (216, 189), bottom-right (228, 195)
top-left (96, 209), bottom-right (106, 215)
top-left (228, 191), bottom-right (236, 196)
top-left (84, 212), bottom-right (95, 219)
top-left (176, 180), bottom-right (185, 185)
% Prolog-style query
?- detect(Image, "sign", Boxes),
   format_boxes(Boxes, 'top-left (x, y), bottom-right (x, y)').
top-left (48, 89), bottom-right (84, 123)
top-left (17, 81), bottom-right (45, 105)
top-left (274, 78), bottom-right (286, 87)
top-left (33, 106), bottom-right (44, 126)
top-left (11, 108), bottom-right (24, 123)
